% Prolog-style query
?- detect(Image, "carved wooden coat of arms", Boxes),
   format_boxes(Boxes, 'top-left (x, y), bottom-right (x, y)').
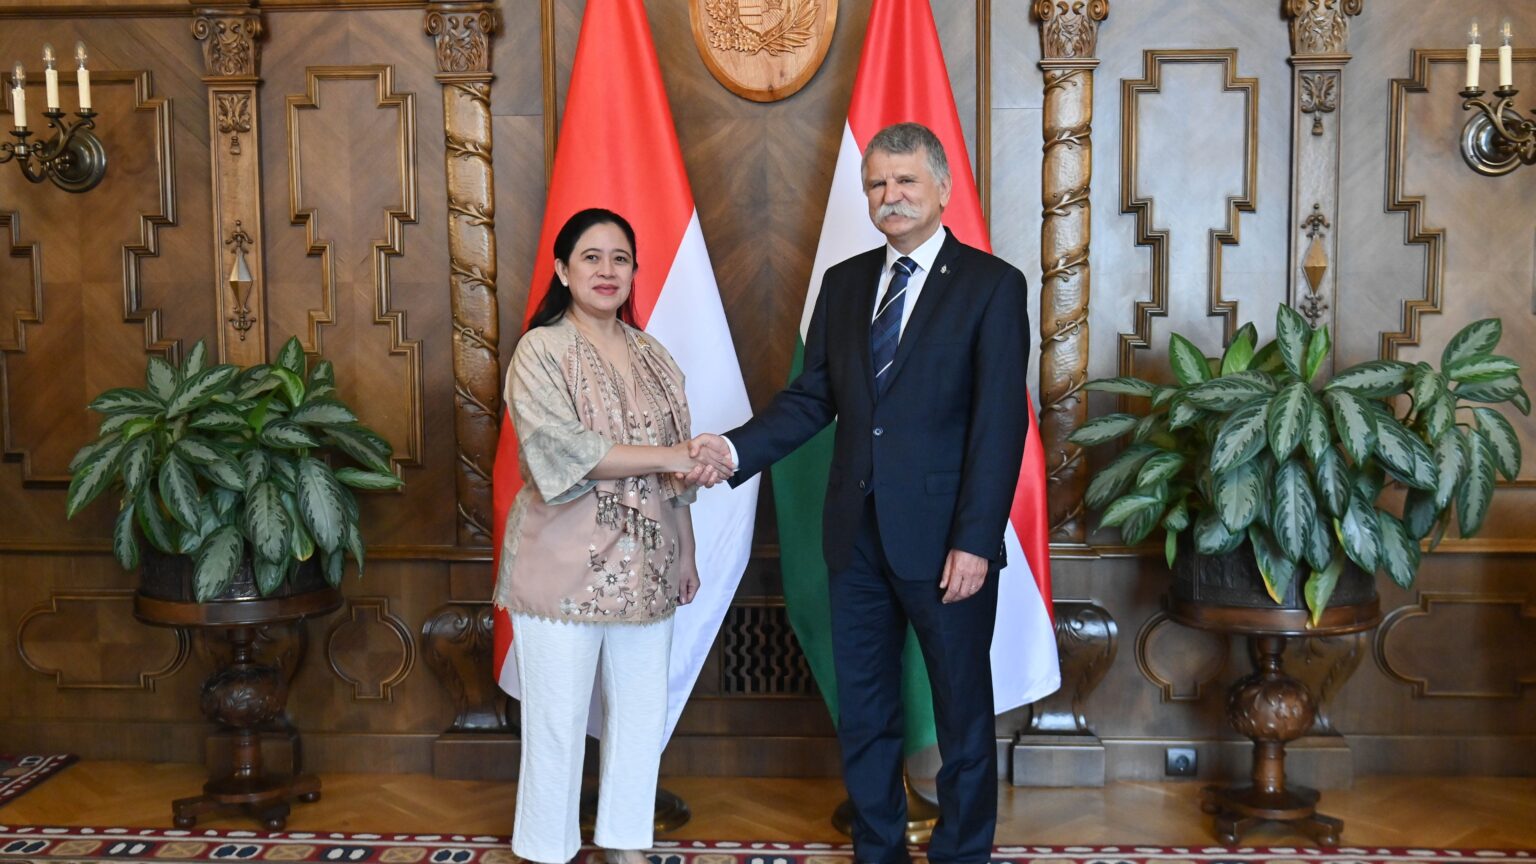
top-left (690, 0), bottom-right (837, 102)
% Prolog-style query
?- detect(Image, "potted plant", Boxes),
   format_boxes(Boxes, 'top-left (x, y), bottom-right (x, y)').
top-left (64, 336), bottom-right (402, 602)
top-left (1069, 304), bottom-right (1526, 624)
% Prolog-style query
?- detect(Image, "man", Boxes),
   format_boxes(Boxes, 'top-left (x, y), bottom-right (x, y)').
top-left (693, 122), bottom-right (1032, 863)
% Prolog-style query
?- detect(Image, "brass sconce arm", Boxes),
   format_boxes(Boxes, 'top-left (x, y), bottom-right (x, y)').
top-left (1458, 86), bottom-right (1536, 176)
top-left (1, 109), bottom-right (107, 192)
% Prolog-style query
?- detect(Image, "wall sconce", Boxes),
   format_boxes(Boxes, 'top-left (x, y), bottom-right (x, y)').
top-left (227, 220), bottom-right (256, 340)
top-left (1, 42), bottom-right (107, 193)
top-left (1459, 19), bottom-right (1536, 176)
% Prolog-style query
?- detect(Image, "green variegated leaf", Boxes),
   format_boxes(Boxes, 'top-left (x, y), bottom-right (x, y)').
top-left (269, 368), bottom-right (306, 407)
top-left (1377, 511), bottom-right (1420, 588)
top-left (198, 454), bottom-right (245, 492)
top-left (1168, 399), bottom-right (1202, 430)
top-left (308, 358), bottom-right (335, 390)
top-left (1251, 340), bottom-right (1286, 375)
top-left (112, 502), bottom-right (140, 571)
top-left (1084, 377), bottom-right (1158, 397)
top-left (1151, 386), bottom-right (1179, 409)
top-left (1222, 324), bottom-right (1258, 375)
top-left (1163, 498), bottom-right (1191, 532)
top-left (271, 455), bottom-right (298, 492)
top-left (1433, 430), bottom-right (1467, 510)
top-left (1314, 447), bottom-right (1351, 518)
top-left (1446, 354), bottom-right (1521, 383)
top-left (90, 388), bottom-right (164, 415)
top-left (259, 421), bottom-right (322, 450)
top-left (334, 468), bottom-right (404, 490)
top-left (1267, 382), bottom-right (1311, 460)
top-left (1248, 525), bottom-right (1298, 604)
top-left (1456, 375), bottom-right (1524, 404)
top-left (1069, 413), bottom-right (1140, 447)
top-left (1169, 333), bottom-right (1211, 386)
top-left (246, 481), bottom-right (290, 564)
top-left (1304, 554), bottom-right (1346, 627)
top-left (120, 436), bottom-right (154, 497)
top-left (1185, 371), bottom-right (1278, 410)
top-left (1276, 305), bottom-right (1311, 378)
top-left (344, 521), bottom-right (366, 575)
top-left (1324, 360), bottom-right (1414, 398)
top-left (1327, 390), bottom-right (1377, 464)
top-left (324, 426), bottom-right (394, 474)
top-left (1101, 493), bottom-right (1163, 529)
top-left (64, 437), bottom-right (128, 519)
top-left (1457, 430), bottom-right (1497, 538)
top-left (1353, 464), bottom-right (1385, 504)
top-left (238, 370), bottom-right (283, 401)
top-left (255, 558), bottom-right (286, 597)
top-left (1195, 509), bottom-right (1244, 555)
top-left (323, 548), bottom-right (345, 588)
top-left (1271, 459), bottom-right (1316, 561)
top-left (1216, 459), bottom-right (1265, 533)
top-left (1421, 397), bottom-right (1454, 441)
top-left (193, 526), bottom-right (243, 602)
top-left (136, 487), bottom-right (178, 553)
top-left (1136, 452), bottom-right (1186, 488)
top-left (158, 453), bottom-right (202, 529)
top-left (1402, 487), bottom-right (1439, 540)
top-left (183, 341), bottom-right (208, 377)
top-left (1473, 407), bottom-right (1522, 480)
top-left (1303, 397), bottom-right (1331, 463)
top-left (1120, 498), bottom-right (1163, 545)
top-left (1411, 364), bottom-right (1444, 412)
top-left (277, 336), bottom-right (306, 376)
top-left (166, 366), bottom-right (239, 419)
top-left (1304, 325), bottom-right (1331, 383)
top-left (1165, 530), bottom-right (1178, 569)
top-left (1211, 399), bottom-right (1271, 474)
top-left (1442, 318), bottom-right (1502, 367)
top-left (1429, 512), bottom-right (1452, 552)
top-left (1514, 388), bottom-right (1531, 415)
top-left (242, 450), bottom-right (270, 488)
top-left (297, 457), bottom-right (346, 553)
top-left (1306, 509), bottom-right (1333, 572)
top-left (210, 486), bottom-right (240, 521)
top-left (98, 411), bottom-right (158, 437)
top-left (1340, 494), bottom-right (1381, 572)
top-left (1131, 413), bottom-right (1164, 443)
top-left (174, 438), bottom-right (223, 465)
top-left (146, 357), bottom-right (179, 401)
top-left (1375, 416), bottom-right (1436, 490)
top-left (283, 493), bottom-right (315, 561)
top-left (190, 406), bottom-right (247, 432)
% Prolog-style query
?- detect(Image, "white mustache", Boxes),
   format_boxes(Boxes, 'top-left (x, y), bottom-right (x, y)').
top-left (876, 201), bottom-right (921, 221)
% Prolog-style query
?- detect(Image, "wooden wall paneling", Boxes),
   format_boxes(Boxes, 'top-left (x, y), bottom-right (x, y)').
top-left (16, 587), bottom-right (188, 689)
top-left (1374, 592), bottom-right (1536, 699)
top-left (193, 5), bottom-right (269, 365)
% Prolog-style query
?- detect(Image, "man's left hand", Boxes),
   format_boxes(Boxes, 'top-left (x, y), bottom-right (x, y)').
top-left (939, 549), bottom-right (989, 604)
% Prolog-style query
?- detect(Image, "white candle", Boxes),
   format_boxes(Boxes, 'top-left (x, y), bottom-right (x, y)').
top-left (42, 44), bottom-right (58, 110)
top-left (11, 63), bottom-right (24, 129)
top-left (1468, 21), bottom-right (1482, 89)
top-left (1499, 20), bottom-right (1513, 89)
top-left (74, 41), bottom-right (90, 110)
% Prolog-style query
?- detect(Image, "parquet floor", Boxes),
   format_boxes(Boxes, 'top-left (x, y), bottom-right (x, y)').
top-left (3, 762), bottom-right (1533, 849)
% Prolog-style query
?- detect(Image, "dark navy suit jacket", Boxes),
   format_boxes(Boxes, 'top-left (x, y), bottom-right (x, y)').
top-left (728, 228), bottom-right (1032, 581)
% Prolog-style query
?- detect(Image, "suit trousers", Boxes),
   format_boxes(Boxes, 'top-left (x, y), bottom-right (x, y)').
top-left (829, 497), bottom-right (1000, 864)
top-left (510, 613), bottom-right (673, 863)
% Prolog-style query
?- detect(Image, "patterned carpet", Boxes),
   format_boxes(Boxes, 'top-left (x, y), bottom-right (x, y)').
top-left (0, 757), bottom-right (76, 808)
top-left (0, 828), bottom-right (1531, 864)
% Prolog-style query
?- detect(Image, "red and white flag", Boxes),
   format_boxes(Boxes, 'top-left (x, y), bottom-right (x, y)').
top-left (490, 0), bottom-right (759, 743)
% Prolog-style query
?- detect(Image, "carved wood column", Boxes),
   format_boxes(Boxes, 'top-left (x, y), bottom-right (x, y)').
top-left (1034, 0), bottom-right (1107, 545)
top-left (427, 2), bottom-right (500, 546)
top-left (1285, 0), bottom-right (1360, 359)
top-left (1010, 600), bottom-right (1117, 786)
top-left (193, 7), bottom-right (266, 364)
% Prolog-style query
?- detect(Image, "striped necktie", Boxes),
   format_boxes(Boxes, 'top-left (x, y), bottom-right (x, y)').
top-left (871, 256), bottom-right (916, 396)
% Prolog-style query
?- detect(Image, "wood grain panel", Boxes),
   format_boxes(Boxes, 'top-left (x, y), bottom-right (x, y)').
top-left (1375, 592), bottom-right (1536, 699)
top-left (16, 588), bottom-right (187, 689)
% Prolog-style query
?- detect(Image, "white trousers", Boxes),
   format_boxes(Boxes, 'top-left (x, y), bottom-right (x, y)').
top-left (511, 613), bottom-right (673, 863)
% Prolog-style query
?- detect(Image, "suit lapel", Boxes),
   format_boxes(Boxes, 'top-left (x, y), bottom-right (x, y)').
top-left (849, 248), bottom-right (886, 401)
top-left (883, 230), bottom-right (961, 389)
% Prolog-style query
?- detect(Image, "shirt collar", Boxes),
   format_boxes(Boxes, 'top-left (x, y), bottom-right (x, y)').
top-left (884, 224), bottom-right (947, 276)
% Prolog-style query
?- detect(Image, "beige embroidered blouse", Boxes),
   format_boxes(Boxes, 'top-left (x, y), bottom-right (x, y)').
top-left (493, 316), bottom-right (697, 624)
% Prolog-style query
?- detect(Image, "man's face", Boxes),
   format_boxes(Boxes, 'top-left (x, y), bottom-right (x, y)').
top-left (862, 147), bottom-right (952, 252)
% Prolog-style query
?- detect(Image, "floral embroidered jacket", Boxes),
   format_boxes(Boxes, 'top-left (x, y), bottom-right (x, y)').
top-left (493, 316), bottom-right (697, 623)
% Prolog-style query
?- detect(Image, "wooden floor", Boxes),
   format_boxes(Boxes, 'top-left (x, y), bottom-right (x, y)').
top-left (4, 762), bottom-right (1534, 849)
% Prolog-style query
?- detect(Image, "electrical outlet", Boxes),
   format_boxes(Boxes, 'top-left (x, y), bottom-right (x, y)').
top-left (1165, 746), bottom-right (1197, 777)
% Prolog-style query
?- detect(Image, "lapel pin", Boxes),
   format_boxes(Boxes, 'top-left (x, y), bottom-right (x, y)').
top-left (939, 265), bottom-right (948, 275)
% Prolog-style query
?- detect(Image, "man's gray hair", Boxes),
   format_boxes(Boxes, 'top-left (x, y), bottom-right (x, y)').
top-left (863, 122), bottom-right (951, 185)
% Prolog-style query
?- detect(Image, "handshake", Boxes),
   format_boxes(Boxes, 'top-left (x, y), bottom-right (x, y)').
top-left (672, 433), bottom-right (734, 489)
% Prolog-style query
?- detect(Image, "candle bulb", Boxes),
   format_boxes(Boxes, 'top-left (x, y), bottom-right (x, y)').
top-left (42, 43), bottom-right (58, 111)
top-left (74, 41), bottom-right (90, 111)
top-left (1468, 21), bottom-right (1483, 90)
top-left (1499, 19), bottom-right (1513, 89)
top-left (11, 63), bottom-right (25, 129)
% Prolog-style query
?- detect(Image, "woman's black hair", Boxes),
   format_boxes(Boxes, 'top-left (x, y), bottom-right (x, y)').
top-left (526, 208), bottom-right (639, 331)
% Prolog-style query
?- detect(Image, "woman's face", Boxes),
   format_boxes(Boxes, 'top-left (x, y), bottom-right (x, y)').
top-left (556, 222), bottom-right (635, 321)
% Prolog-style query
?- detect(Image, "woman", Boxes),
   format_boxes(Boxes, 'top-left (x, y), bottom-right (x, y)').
top-left (495, 208), bottom-right (727, 864)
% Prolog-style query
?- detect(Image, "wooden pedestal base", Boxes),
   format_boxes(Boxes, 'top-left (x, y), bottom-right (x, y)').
top-left (173, 771), bottom-right (322, 830)
top-left (1200, 781), bottom-right (1341, 846)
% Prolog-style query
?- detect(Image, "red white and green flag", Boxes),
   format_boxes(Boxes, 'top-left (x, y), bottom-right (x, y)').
top-left (773, 0), bottom-right (1060, 754)
top-left (490, 0), bottom-right (759, 743)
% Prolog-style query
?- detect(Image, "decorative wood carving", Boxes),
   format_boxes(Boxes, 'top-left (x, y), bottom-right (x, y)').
top-left (1284, 0), bottom-right (1362, 57)
top-left (422, 603), bottom-right (509, 731)
top-left (1034, 2), bottom-right (1106, 542)
top-left (1134, 609), bottom-right (1228, 702)
top-left (192, 9), bottom-right (263, 78)
top-left (1026, 600), bottom-right (1116, 734)
top-left (1281, 631), bottom-right (1365, 736)
top-left (216, 93), bottom-right (252, 156)
top-left (1375, 593), bottom-right (1536, 699)
top-left (0, 212), bottom-right (40, 353)
top-left (719, 601), bottom-right (816, 696)
top-left (199, 620), bottom-right (307, 688)
top-left (1298, 72), bottom-right (1338, 136)
top-left (1118, 50), bottom-right (1258, 377)
top-left (0, 71), bottom-right (178, 485)
top-left (426, 3), bottom-right (500, 547)
top-left (17, 590), bottom-right (188, 690)
top-left (688, 0), bottom-right (837, 103)
top-left (286, 66), bottom-right (423, 471)
top-left (327, 597), bottom-right (416, 701)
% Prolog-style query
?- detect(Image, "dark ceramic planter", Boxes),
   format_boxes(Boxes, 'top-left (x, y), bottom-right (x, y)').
top-left (1171, 537), bottom-right (1376, 612)
top-left (139, 546), bottom-right (326, 604)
